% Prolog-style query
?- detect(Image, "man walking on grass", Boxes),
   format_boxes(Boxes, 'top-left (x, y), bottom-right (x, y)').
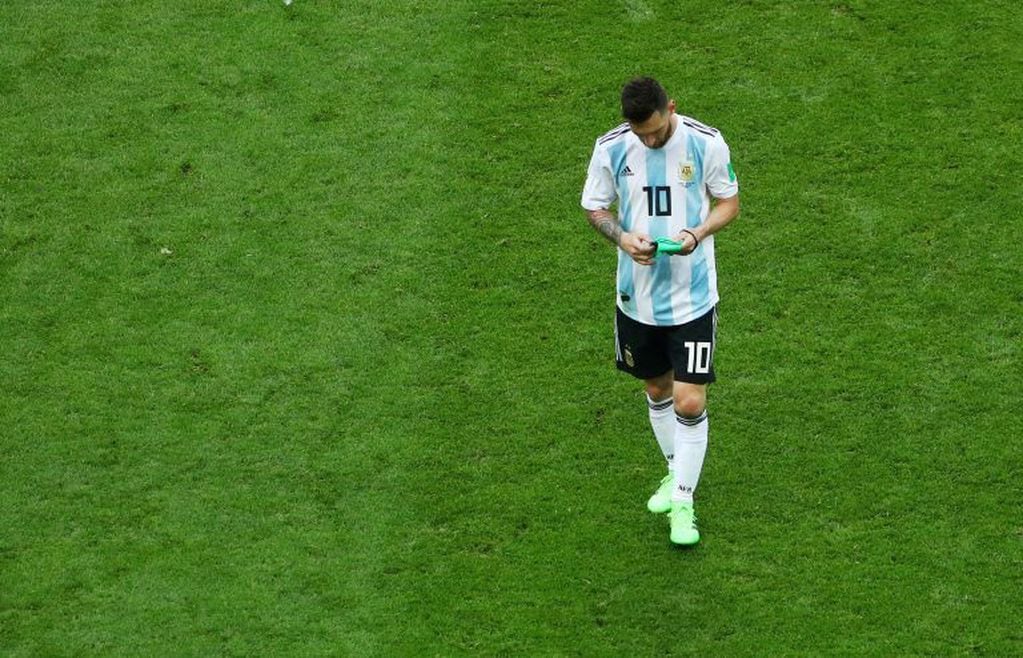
top-left (581, 77), bottom-right (740, 545)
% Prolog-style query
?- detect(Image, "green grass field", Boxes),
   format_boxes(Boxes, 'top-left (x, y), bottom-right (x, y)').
top-left (2, 1), bottom-right (1021, 655)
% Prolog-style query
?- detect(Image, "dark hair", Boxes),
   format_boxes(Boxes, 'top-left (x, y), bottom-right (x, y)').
top-left (621, 77), bottom-right (668, 123)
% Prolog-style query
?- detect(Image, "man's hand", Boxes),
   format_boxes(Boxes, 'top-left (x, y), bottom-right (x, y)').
top-left (669, 230), bottom-right (699, 256)
top-left (668, 195), bottom-right (741, 256)
top-left (620, 231), bottom-right (657, 266)
top-left (586, 209), bottom-right (655, 265)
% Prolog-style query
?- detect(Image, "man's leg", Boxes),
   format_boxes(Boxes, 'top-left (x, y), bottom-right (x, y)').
top-left (669, 381), bottom-right (708, 545)
top-left (614, 308), bottom-right (679, 512)
top-left (645, 370), bottom-right (675, 467)
top-left (644, 371), bottom-right (676, 513)
top-left (672, 382), bottom-right (708, 504)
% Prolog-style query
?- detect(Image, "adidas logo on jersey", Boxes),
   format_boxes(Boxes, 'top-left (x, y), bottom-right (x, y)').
top-left (620, 165), bottom-right (635, 178)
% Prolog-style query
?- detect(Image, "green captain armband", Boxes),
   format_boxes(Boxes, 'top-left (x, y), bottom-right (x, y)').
top-left (655, 237), bottom-right (684, 255)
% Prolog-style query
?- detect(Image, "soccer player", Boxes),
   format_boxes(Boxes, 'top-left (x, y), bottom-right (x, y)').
top-left (581, 77), bottom-right (740, 546)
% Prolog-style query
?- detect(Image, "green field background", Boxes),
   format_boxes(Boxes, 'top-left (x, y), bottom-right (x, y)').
top-left (2, 1), bottom-right (1021, 655)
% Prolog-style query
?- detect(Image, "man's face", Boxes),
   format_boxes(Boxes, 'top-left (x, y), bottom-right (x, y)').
top-left (629, 101), bottom-right (676, 149)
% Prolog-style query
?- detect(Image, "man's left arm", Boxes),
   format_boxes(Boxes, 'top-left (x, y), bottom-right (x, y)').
top-left (678, 195), bottom-right (739, 254)
top-left (676, 132), bottom-right (740, 254)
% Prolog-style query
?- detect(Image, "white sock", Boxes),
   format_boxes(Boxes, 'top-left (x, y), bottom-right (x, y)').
top-left (672, 410), bottom-right (708, 503)
top-left (647, 394), bottom-right (675, 472)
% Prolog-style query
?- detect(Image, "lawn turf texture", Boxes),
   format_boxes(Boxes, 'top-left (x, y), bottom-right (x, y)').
top-left (1, 0), bottom-right (1021, 655)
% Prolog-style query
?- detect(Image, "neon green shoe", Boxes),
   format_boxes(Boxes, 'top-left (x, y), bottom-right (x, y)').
top-left (646, 474), bottom-right (674, 513)
top-left (669, 501), bottom-right (700, 546)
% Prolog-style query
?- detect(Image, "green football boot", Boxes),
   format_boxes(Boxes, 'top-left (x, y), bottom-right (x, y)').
top-left (669, 501), bottom-right (700, 546)
top-left (646, 474), bottom-right (674, 513)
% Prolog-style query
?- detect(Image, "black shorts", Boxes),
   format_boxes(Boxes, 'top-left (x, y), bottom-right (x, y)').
top-left (614, 306), bottom-right (718, 384)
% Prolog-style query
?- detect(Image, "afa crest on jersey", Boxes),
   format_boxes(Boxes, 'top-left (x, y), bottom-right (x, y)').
top-left (678, 161), bottom-right (695, 187)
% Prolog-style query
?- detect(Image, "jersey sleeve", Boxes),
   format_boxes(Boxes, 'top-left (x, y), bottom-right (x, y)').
top-left (581, 140), bottom-right (617, 211)
top-left (704, 133), bottom-right (739, 199)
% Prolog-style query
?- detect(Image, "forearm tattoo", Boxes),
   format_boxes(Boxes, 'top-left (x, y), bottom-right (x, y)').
top-left (589, 212), bottom-right (622, 245)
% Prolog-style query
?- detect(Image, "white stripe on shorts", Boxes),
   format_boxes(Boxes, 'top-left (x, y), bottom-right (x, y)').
top-left (614, 313), bottom-right (622, 362)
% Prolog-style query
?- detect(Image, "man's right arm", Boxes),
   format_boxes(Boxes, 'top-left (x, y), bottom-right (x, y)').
top-left (582, 142), bottom-right (655, 265)
top-left (586, 208), bottom-right (622, 245)
top-left (586, 208), bottom-right (656, 266)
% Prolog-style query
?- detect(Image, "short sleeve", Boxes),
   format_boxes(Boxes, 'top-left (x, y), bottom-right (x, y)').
top-left (581, 141), bottom-right (617, 211)
top-left (704, 133), bottom-right (739, 199)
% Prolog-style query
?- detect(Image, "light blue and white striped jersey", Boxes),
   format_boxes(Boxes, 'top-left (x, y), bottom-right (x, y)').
top-left (581, 114), bottom-right (739, 327)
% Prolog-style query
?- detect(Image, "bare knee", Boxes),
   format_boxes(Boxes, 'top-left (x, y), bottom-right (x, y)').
top-left (644, 371), bottom-right (674, 402)
top-left (673, 384), bottom-right (707, 418)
